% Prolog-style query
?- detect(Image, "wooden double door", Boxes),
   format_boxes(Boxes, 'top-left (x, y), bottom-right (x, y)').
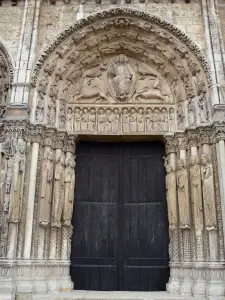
top-left (70, 142), bottom-right (169, 291)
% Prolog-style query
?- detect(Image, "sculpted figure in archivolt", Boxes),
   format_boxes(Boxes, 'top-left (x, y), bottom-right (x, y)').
top-left (201, 154), bottom-right (217, 230)
top-left (176, 159), bottom-right (190, 229)
top-left (190, 156), bottom-right (203, 231)
top-left (63, 157), bottom-right (76, 227)
top-left (39, 149), bottom-right (54, 226)
top-left (52, 151), bottom-right (65, 228)
top-left (165, 163), bottom-right (178, 230)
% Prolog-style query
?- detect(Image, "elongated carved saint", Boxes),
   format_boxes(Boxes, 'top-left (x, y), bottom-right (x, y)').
top-left (52, 151), bottom-right (65, 228)
top-left (176, 159), bottom-right (190, 229)
top-left (39, 149), bottom-right (54, 226)
top-left (165, 163), bottom-right (178, 230)
top-left (10, 140), bottom-right (25, 223)
top-left (190, 156), bottom-right (203, 231)
top-left (63, 157), bottom-right (76, 227)
top-left (201, 154), bottom-right (217, 230)
top-left (0, 160), bottom-right (6, 227)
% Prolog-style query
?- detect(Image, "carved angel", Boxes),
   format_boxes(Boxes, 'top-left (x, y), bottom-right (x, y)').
top-left (198, 93), bottom-right (208, 123)
top-left (187, 98), bottom-right (196, 126)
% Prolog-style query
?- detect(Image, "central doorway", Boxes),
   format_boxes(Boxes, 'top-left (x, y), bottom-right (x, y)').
top-left (70, 141), bottom-right (169, 291)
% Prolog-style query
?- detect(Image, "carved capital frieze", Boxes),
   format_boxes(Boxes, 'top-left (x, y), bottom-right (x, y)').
top-left (199, 126), bottom-right (213, 145)
top-left (43, 130), bottom-right (56, 147)
top-left (65, 135), bottom-right (78, 154)
top-left (178, 136), bottom-right (188, 151)
top-left (214, 126), bottom-right (225, 143)
top-left (165, 137), bottom-right (178, 155)
top-left (187, 132), bottom-right (199, 148)
top-left (27, 124), bottom-right (43, 143)
top-left (54, 132), bottom-right (66, 150)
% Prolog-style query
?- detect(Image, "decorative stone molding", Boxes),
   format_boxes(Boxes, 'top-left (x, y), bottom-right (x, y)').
top-left (0, 39), bottom-right (13, 84)
top-left (31, 8), bottom-right (211, 87)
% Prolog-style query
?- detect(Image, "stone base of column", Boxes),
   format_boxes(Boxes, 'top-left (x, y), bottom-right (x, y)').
top-left (59, 261), bottom-right (73, 292)
top-left (180, 262), bottom-right (193, 296)
top-left (166, 262), bottom-right (181, 294)
top-left (206, 262), bottom-right (225, 300)
top-left (192, 263), bottom-right (207, 297)
top-left (16, 260), bottom-right (34, 293)
top-left (33, 261), bottom-right (48, 294)
top-left (47, 260), bottom-right (60, 292)
top-left (0, 260), bottom-right (16, 296)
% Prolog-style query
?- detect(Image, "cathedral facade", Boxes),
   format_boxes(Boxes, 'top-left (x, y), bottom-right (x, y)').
top-left (1, 0), bottom-right (225, 299)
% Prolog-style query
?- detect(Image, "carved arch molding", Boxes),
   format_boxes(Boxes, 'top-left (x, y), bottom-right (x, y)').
top-left (0, 40), bottom-right (12, 117)
top-left (32, 8), bottom-right (212, 136)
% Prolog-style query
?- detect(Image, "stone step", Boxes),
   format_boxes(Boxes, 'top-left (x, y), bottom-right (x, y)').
top-left (32, 291), bottom-right (207, 300)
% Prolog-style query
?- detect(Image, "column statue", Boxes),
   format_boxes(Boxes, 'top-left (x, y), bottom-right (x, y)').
top-left (52, 151), bottom-right (65, 228)
top-left (201, 154), bottom-right (217, 230)
top-left (165, 163), bottom-right (178, 230)
top-left (190, 156), bottom-right (203, 231)
top-left (10, 140), bottom-right (25, 223)
top-left (62, 157), bottom-right (76, 227)
top-left (39, 149), bottom-right (54, 226)
top-left (176, 159), bottom-right (190, 229)
top-left (0, 159), bottom-right (6, 227)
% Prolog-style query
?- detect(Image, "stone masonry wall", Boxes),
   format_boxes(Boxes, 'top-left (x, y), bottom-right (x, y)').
top-left (0, 1), bottom-right (24, 61)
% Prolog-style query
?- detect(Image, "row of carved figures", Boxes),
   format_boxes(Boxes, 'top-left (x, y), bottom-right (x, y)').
top-left (0, 139), bottom-right (25, 227)
top-left (54, 106), bottom-right (176, 133)
top-left (39, 148), bottom-right (75, 229)
top-left (165, 153), bottom-right (216, 232)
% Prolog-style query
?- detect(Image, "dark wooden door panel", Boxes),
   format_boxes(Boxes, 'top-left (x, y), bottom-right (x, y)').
top-left (71, 142), bottom-right (169, 291)
top-left (71, 143), bottom-right (119, 290)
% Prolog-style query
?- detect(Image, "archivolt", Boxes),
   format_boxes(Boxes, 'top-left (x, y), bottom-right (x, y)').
top-left (31, 8), bottom-right (211, 93)
top-left (0, 39), bottom-right (14, 85)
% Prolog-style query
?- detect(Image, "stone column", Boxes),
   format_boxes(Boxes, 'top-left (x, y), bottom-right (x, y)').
top-left (7, 138), bottom-right (26, 260)
top-left (165, 137), bottom-right (181, 294)
top-left (189, 134), bottom-right (207, 297)
top-left (37, 131), bottom-right (55, 260)
top-left (59, 135), bottom-right (77, 292)
top-left (18, 127), bottom-right (42, 295)
top-left (204, 127), bottom-right (225, 299)
top-left (47, 133), bottom-right (66, 293)
top-left (178, 137), bottom-right (193, 297)
top-left (23, 141), bottom-right (40, 259)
